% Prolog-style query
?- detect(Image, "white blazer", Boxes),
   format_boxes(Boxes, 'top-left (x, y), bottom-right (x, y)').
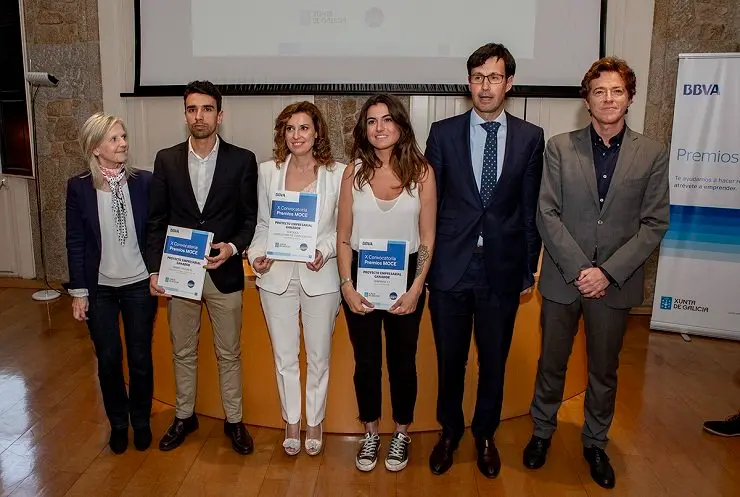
top-left (247, 156), bottom-right (346, 296)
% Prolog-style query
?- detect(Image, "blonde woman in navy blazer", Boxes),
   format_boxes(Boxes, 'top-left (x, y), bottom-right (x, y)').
top-left (65, 112), bottom-right (157, 455)
top-left (248, 102), bottom-right (345, 456)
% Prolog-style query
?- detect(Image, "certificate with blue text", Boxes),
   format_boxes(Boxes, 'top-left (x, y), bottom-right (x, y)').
top-left (266, 190), bottom-right (320, 262)
top-left (356, 239), bottom-right (409, 310)
top-left (158, 225), bottom-right (213, 300)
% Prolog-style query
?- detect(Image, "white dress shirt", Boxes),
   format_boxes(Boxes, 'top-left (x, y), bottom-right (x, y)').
top-left (188, 135), bottom-right (220, 212)
top-left (187, 135), bottom-right (238, 257)
top-left (470, 109), bottom-right (508, 246)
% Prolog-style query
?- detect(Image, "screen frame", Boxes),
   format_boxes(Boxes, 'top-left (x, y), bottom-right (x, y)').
top-left (125, 0), bottom-right (607, 99)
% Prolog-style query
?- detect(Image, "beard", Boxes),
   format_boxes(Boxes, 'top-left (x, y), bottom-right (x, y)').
top-left (189, 124), bottom-right (216, 139)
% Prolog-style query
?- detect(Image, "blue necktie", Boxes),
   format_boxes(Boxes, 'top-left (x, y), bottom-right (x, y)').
top-left (480, 121), bottom-right (501, 205)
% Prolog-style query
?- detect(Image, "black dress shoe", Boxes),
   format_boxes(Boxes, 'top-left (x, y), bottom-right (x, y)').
top-left (109, 427), bottom-right (128, 454)
top-left (523, 435), bottom-right (551, 469)
top-left (475, 437), bottom-right (501, 478)
top-left (583, 446), bottom-right (615, 489)
top-left (159, 414), bottom-right (199, 451)
top-left (133, 426), bottom-right (153, 451)
top-left (224, 421), bottom-right (253, 455)
top-left (429, 435), bottom-right (458, 475)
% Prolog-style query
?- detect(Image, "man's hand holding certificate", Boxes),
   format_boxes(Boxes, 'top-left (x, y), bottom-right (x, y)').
top-left (266, 190), bottom-right (320, 262)
top-left (157, 226), bottom-right (213, 300)
top-left (356, 239), bottom-right (409, 311)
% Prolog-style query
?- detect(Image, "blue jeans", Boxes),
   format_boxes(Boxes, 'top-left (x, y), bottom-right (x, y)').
top-left (86, 278), bottom-right (157, 430)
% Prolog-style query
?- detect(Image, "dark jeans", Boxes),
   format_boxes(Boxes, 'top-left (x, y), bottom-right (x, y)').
top-left (430, 253), bottom-right (520, 441)
top-left (343, 251), bottom-right (425, 426)
top-left (86, 278), bottom-right (157, 430)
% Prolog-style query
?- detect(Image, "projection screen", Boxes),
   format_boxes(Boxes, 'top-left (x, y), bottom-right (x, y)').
top-left (132, 0), bottom-right (606, 96)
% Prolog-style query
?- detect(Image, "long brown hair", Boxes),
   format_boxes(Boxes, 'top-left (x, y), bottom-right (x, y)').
top-left (273, 101), bottom-right (333, 168)
top-left (350, 94), bottom-right (428, 194)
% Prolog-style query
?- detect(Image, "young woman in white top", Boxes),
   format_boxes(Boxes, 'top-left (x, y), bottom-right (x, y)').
top-left (248, 102), bottom-right (345, 456)
top-left (65, 113), bottom-right (157, 454)
top-left (337, 94), bottom-right (436, 472)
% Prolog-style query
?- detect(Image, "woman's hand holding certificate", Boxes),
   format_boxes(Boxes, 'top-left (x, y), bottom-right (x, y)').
top-left (341, 283), bottom-right (375, 314)
top-left (252, 255), bottom-right (274, 274)
top-left (305, 250), bottom-right (325, 272)
top-left (388, 283), bottom-right (423, 315)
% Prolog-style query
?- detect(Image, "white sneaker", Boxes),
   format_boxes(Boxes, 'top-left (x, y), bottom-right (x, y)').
top-left (356, 432), bottom-right (381, 471)
top-left (385, 432), bottom-right (411, 472)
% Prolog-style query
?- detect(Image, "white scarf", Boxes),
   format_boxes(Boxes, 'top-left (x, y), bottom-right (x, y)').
top-left (101, 167), bottom-right (128, 245)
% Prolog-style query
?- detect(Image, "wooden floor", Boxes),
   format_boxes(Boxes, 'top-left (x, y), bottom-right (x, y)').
top-left (0, 288), bottom-right (739, 496)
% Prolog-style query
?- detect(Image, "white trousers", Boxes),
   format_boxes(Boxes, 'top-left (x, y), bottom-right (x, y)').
top-left (259, 279), bottom-right (340, 427)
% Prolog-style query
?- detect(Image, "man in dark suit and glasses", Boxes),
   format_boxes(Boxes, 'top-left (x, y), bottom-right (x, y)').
top-left (147, 80), bottom-right (258, 455)
top-left (424, 43), bottom-right (545, 478)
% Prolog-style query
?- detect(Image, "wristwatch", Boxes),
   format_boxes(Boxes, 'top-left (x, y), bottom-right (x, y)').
top-left (340, 276), bottom-right (353, 287)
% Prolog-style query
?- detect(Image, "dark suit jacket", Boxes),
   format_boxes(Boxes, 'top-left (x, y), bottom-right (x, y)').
top-left (537, 126), bottom-right (669, 308)
top-left (65, 169), bottom-right (152, 300)
top-left (146, 138), bottom-right (258, 294)
top-left (425, 110), bottom-right (544, 294)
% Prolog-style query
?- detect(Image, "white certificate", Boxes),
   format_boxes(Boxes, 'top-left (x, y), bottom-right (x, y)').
top-left (266, 190), bottom-right (320, 262)
top-left (157, 225), bottom-right (213, 300)
top-left (356, 239), bottom-right (409, 311)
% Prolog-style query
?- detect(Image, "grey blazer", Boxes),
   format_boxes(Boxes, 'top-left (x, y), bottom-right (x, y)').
top-left (537, 126), bottom-right (670, 309)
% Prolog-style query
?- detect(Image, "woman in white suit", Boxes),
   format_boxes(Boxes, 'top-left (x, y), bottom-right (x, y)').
top-left (248, 101), bottom-right (345, 456)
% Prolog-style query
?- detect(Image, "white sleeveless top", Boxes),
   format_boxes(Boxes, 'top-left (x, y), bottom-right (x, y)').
top-left (350, 162), bottom-right (421, 253)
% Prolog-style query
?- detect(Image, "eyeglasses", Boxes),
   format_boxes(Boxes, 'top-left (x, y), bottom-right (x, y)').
top-left (591, 87), bottom-right (627, 100)
top-left (469, 73), bottom-right (506, 85)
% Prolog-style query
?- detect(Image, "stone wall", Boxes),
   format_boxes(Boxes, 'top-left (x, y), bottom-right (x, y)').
top-left (23, 0), bottom-right (103, 282)
top-left (641, 0), bottom-right (739, 306)
top-left (314, 96), bottom-right (410, 164)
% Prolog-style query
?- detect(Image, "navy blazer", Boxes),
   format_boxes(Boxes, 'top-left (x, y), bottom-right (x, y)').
top-left (425, 111), bottom-right (544, 294)
top-left (65, 170), bottom-right (152, 299)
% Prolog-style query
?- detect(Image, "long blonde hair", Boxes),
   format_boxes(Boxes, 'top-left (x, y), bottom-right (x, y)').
top-left (79, 112), bottom-right (135, 189)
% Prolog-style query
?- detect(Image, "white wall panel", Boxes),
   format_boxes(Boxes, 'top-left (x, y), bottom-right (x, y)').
top-left (100, 0), bottom-right (654, 169)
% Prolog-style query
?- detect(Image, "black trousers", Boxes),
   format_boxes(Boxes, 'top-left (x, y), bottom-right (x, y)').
top-left (343, 251), bottom-right (425, 425)
top-left (429, 253), bottom-right (520, 441)
top-left (86, 278), bottom-right (157, 430)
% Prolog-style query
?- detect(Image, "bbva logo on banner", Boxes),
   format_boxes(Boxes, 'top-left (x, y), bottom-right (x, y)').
top-left (683, 84), bottom-right (720, 95)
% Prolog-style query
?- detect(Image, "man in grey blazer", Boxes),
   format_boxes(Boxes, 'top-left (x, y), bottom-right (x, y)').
top-left (523, 57), bottom-right (669, 489)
